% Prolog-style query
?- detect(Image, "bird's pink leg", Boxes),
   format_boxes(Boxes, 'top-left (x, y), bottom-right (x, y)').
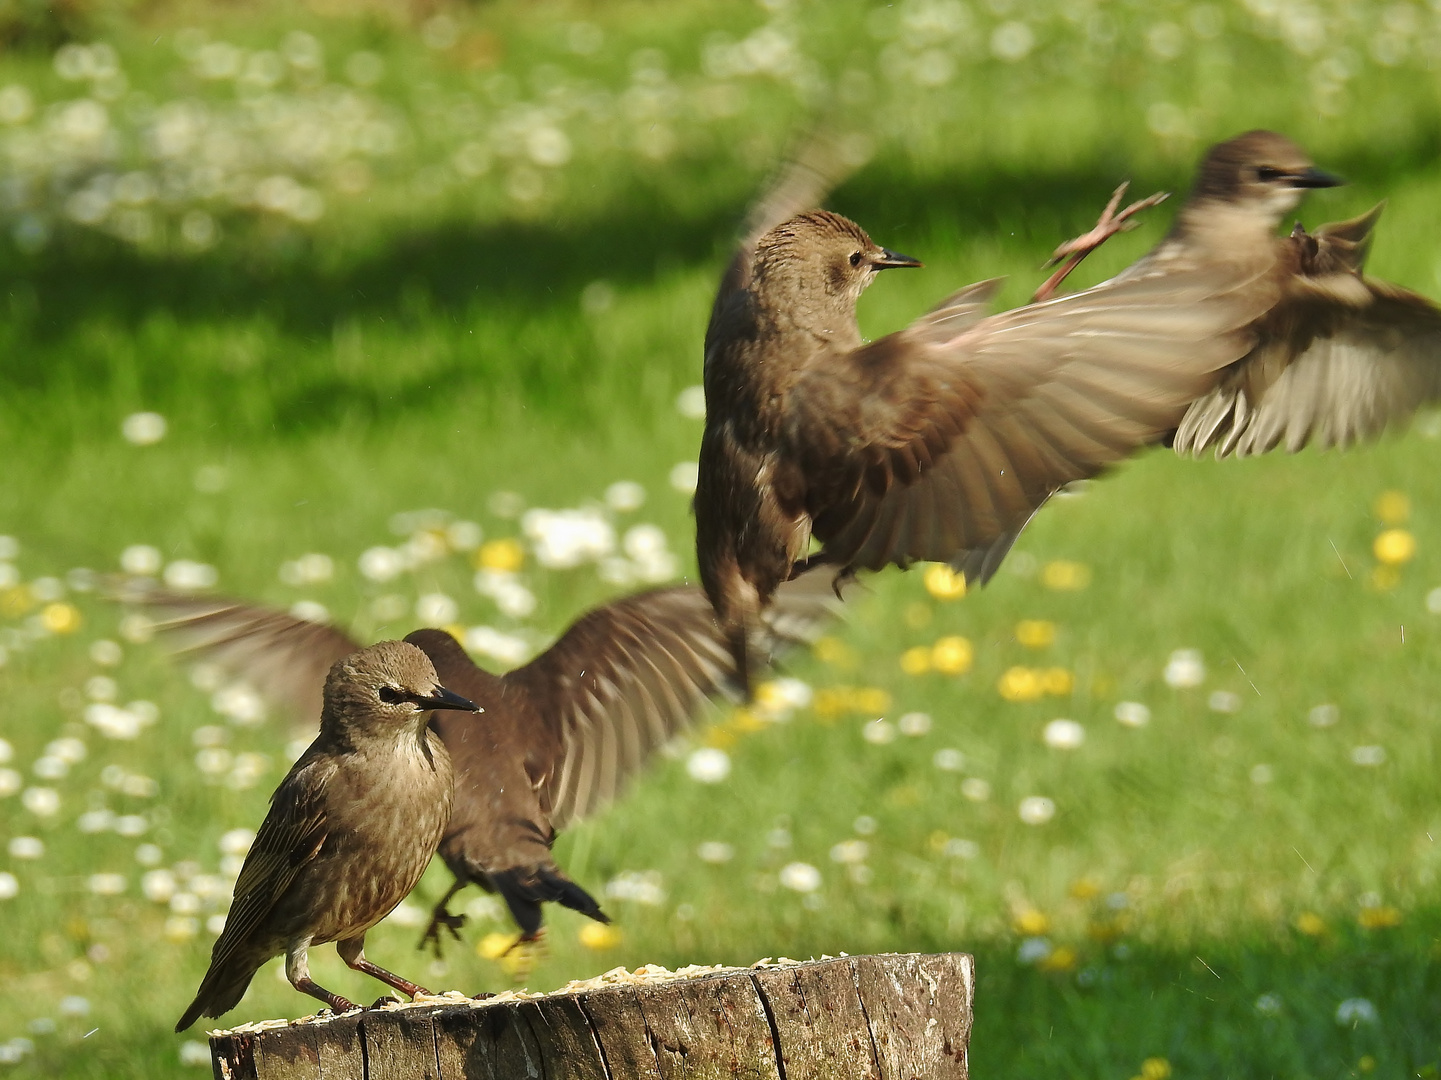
top-left (337, 936), bottom-right (432, 1001)
top-left (1032, 183), bottom-right (1169, 302)
top-left (286, 942), bottom-right (358, 1014)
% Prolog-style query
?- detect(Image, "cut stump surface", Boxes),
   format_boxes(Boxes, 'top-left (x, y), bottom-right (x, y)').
top-left (209, 952), bottom-right (974, 1080)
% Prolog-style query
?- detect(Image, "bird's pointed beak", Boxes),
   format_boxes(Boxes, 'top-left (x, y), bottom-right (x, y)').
top-left (1291, 166), bottom-right (1344, 189)
top-left (874, 248), bottom-right (923, 270)
top-left (416, 685), bottom-right (482, 713)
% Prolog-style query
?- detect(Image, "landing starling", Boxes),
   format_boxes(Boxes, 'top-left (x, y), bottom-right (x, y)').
top-left (135, 573), bottom-right (839, 955)
top-left (1123, 130), bottom-right (1441, 457)
top-left (695, 192), bottom-right (1273, 682)
top-left (175, 640), bottom-right (480, 1031)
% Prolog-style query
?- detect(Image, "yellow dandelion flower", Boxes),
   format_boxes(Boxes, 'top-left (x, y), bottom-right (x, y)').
top-left (998, 666), bottom-right (1045, 702)
top-left (1375, 490), bottom-right (1410, 524)
top-left (730, 708), bottom-right (766, 734)
top-left (704, 726), bottom-right (738, 749)
top-left (497, 939), bottom-right (541, 981)
top-left (580, 923), bottom-right (622, 950)
top-left (1358, 905), bottom-right (1402, 929)
top-left (1141, 1058), bottom-right (1171, 1080)
top-left (1041, 668), bottom-right (1074, 695)
top-left (1294, 911), bottom-right (1326, 936)
top-left (477, 932), bottom-right (520, 959)
top-left (1015, 619), bottom-right (1056, 648)
top-left (900, 646), bottom-right (932, 675)
top-left (475, 538), bottom-right (525, 573)
top-left (854, 687), bottom-right (891, 713)
top-left (904, 602), bottom-right (932, 629)
top-left (927, 830), bottom-right (949, 853)
top-left (753, 682), bottom-right (790, 712)
top-left (1041, 560), bottom-right (1091, 591)
top-left (0, 587), bottom-right (34, 618)
top-left (923, 564), bottom-right (967, 600)
top-left (1038, 945), bottom-right (1076, 973)
top-left (1068, 878), bottom-right (1101, 900)
top-left (812, 636), bottom-right (856, 668)
top-left (931, 636), bottom-right (973, 675)
top-left (1370, 565), bottom-right (1400, 591)
top-left (41, 603), bottom-right (82, 634)
top-left (1373, 529), bottom-right (1415, 566)
top-left (1014, 909), bottom-right (1049, 935)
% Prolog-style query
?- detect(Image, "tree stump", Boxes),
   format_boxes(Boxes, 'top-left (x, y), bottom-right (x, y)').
top-left (208, 952), bottom-right (973, 1080)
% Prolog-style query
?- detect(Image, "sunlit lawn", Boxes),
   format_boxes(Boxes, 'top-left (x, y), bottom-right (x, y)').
top-left (2, 1), bottom-right (1441, 1077)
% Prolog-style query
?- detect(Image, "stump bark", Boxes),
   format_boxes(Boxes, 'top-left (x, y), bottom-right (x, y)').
top-left (209, 952), bottom-right (973, 1080)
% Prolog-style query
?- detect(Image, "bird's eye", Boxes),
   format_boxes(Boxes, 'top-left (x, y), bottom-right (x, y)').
top-left (378, 686), bottom-right (405, 705)
top-left (848, 251), bottom-right (863, 267)
top-left (1255, 166), bottom-right (1285, 182)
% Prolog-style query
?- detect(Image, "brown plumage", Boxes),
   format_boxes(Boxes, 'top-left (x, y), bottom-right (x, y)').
top-left (134, 572), bottom-right (839, 955)
top-left (1141, 132), bottom-right (1441, 457)
top-left (695, 179), bottom-right (1279, 679)
top-left (175, 641), bottom-right (480, 1031)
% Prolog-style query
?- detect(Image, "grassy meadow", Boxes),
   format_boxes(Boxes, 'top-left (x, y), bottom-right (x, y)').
top-left (1, 0), bottom-right (1441, 1075)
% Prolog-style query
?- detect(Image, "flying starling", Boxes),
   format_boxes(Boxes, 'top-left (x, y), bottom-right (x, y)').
top-left (1040, 131), bottom-right (1441, 455)
top-left (175, 640), bottom-right (480, 1031)
top-left (695, 190), bottom-right (1275, 686)
top-left (134, 573), bottom-right (839, 955)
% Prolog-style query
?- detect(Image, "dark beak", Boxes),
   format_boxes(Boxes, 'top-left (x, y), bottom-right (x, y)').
top-left (414, 685), bottom-right (482, 713)
top-left (874, 248), bottom-right (923, 270)
top-left (1291, 166), bottom-right (1344, 189)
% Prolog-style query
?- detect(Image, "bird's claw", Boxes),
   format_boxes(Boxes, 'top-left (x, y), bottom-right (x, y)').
top-left (369, 995), bottom-right (402, 1009)
top-left (418, 909), bottom-right (467, 957)
top-left (1043, 183), bottom-right (1170, 267)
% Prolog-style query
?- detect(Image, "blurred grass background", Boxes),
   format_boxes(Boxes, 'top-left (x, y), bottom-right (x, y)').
top-left (1, 0), bottom-right (1441, 1076)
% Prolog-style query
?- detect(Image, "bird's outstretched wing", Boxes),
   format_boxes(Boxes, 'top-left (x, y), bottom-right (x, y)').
top-left (786, 263), bottom-right (1273, 582)
top-left (117, 585), bottom-right (361, 722)
top-left (1172, 205), bottom-right (1441, 457)
top-left (505, 570), bottom-right (842, 829)
top-left (205, 754), bottom-right (333, 972)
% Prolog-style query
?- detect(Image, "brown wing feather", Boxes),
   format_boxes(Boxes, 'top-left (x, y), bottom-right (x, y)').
top-left (793, 263), bottom-right (1270, 578)
top-left (1174, 207), bottom-right (1441, 458)
top-left (119, 586), bottom-right (361, 722)
top-left (205, 754), bottom-right (332, 971)
top-left (506, 571), bottom-right (841, 829)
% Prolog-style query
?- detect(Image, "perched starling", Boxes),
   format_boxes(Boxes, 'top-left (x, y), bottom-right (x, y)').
top-left (695, 191), bottom-right (1274, 683)
top-left (134, 573), bottom-right (839, 955)
top-left (175, 641), bottom-right (480, 1031)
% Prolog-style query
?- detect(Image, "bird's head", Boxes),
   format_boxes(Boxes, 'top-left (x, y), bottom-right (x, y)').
top-left (1190, 130), bottom-right (1343, 222)
top-left (752, 210), bottom-right (921, 326)
top-left (322, 639), bottom-right (480, 739)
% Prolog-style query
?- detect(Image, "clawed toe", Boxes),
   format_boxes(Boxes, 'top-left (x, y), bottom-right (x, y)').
top-left (418, 909), bottom-right (467, 957)
top-left (1033, 183), bottom-right (1169, 302)
top-left (369, 995), bottom-right (401, 1009)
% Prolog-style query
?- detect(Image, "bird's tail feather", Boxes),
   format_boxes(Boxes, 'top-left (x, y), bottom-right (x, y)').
top-left (175, 956), bottom-right (264, 1032)
top-left (490, 866), bottom-right (607, 938)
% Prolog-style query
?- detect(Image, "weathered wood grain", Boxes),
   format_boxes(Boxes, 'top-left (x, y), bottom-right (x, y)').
top-left (209, 952), bottom-right (973, 1080)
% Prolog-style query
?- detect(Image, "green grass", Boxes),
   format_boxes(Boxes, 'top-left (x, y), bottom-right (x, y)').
top-left (2, 0), bottom-right (1441, 1076)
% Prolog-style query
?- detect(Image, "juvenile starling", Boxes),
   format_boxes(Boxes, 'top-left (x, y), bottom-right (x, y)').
top-left (1042, 131), bottom-right (1441, 455)
top-left (135, 573), bottom-right (839, 955)
top-left (175, 640), bottom-right (480, 1031)
top-left (695, 196), bottom-right (1273, 683)
top-left (1139, 131), bottom-right (1441, 456)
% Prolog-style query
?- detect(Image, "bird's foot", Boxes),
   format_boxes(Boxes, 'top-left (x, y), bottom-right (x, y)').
top-left (369, 995), bottom-right (402, 1009)
top-left (1032, 183), bottom-right (1169, 302)
top-left (418, 908), bottom-right (467, 958)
